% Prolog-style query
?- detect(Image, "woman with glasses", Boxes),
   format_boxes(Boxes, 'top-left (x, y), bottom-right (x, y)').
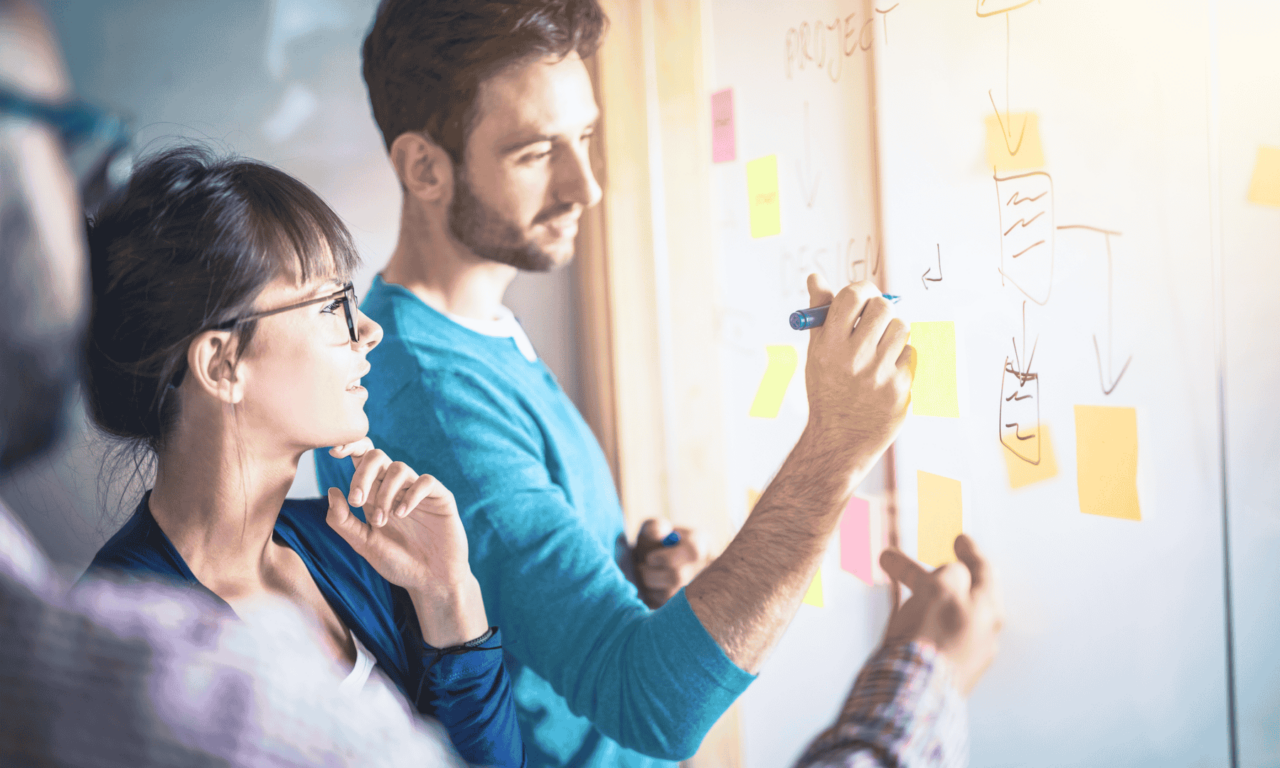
top-left (79, 146), bottom-right (524, 767)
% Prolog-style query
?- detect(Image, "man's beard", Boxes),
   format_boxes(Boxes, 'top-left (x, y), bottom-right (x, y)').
top-left (448, 169), bottom-right (575, 273)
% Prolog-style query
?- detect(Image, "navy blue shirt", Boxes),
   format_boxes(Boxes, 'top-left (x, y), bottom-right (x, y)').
top-left (82, 493), bottom-right (525, 767)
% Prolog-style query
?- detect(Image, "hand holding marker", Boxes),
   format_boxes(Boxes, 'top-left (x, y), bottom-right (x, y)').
top-left (790, 294), bottom-right (901, 330)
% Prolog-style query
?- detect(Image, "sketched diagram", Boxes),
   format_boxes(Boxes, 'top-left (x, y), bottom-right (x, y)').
top-left (995, 170), bottom-right (1054, 305)
top-left (999, 302), bottom-right (1041, 464)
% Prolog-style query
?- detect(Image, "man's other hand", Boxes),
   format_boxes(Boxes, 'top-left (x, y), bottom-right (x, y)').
top-left (879, 534), bottom-right (1005, 695)
top-left (633, 518), bottom-right (708, 609)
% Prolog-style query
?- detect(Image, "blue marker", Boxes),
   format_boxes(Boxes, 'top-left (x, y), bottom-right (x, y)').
top-left (661, 530), bottom-right (681, 547)
top-left (789, 294), bottom-right (901, 330)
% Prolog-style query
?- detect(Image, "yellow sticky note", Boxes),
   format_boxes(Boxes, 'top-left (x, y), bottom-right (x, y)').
top-left (1074, 405), bottom-right (1141, 521)
top-left (909, 322), bottom-right (960, 418)
top-left (749, 345), bottom-right (797, 418)
top-left (1003, 422), bottom-right (1060, 489)
top-left (746, 488), bottom-right (762, 516)
top-left (1247, 146), bottom-right (1280, 208)
top-left (802, 568), bottom-right (824, 607)
top-left (746, 155), bottom-right (781, 238)
top-left (917, 471), bottom-right (962, 567)
top-left (985, 112), bottom-right (1045, 171)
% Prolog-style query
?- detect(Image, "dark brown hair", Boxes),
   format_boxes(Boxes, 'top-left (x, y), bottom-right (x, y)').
top-left (84, 145), bottom-right (360, 451)
top-left (361, 0), bottom-right (607, 162)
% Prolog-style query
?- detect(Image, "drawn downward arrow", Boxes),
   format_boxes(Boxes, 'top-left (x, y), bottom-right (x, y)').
top-left (1058, 225), bottom-right (1132, 395)
top-left (921, 244), bottom-right (943, 289)
top-left (795, 102), bottom-right (820, 208)
top-left (987, 13), bottom-right (1027, 157)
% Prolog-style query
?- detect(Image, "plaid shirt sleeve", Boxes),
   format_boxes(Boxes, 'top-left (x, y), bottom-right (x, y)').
top-left (792, 641), bottom-right (969, 768)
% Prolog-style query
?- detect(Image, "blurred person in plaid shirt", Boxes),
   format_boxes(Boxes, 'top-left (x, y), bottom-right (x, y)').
top-left (793, 534), bottom-right (1004, 768)
top-left (0, 1), bottom-right (459, 764)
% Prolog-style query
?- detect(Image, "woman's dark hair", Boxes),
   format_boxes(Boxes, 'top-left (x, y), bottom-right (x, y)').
top-left (362, 0), bottom-right (608, 162)
top-left (84, 145), bottom-right (360, 452)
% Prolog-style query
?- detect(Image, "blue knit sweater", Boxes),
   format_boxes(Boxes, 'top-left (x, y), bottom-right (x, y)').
top-left (316, 277), bottom-right (754, 767)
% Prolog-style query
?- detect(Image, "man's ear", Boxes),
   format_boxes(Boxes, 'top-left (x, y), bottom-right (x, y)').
top-left (390, 131), bottom-right (454, 204)
top-left (186, 330), bottom-right (245, 405)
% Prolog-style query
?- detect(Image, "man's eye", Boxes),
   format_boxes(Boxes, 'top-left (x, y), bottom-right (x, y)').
top-left (321, 299), bottom-right (344, 314)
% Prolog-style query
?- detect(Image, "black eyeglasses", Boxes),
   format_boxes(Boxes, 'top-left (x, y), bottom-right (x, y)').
top-left (214, 282), bottom-right (360, 343)
top-left (0, 86), bottom-right (133, 213)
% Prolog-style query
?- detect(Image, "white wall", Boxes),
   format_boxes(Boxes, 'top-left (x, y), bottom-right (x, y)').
top-left (3, 0), bottom-right (582, 576)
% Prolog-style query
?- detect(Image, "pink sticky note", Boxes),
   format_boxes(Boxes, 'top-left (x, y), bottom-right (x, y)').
top-left (840, 496), bottom-right (873, 585)
top-left (711, 88), bottom-right (735, 163)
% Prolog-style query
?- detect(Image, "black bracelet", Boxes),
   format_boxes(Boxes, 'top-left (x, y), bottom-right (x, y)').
top-left (430, 626), bottom-right (500, 656)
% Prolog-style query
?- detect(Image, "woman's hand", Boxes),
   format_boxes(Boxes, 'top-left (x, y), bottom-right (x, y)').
top-left (325, 438), bottom-right (488, 647)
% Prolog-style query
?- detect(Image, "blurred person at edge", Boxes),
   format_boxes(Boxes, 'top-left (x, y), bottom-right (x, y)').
top-left (0, 1), bottom-right (461, 764)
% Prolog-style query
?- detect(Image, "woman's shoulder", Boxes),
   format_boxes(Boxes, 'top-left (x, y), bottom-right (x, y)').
top-left (276, 498), bottom-right (385, 586)
top-left (79, 498), bottom-right (192, 587)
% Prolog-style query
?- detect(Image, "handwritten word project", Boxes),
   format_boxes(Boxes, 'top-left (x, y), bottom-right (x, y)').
top-left (748, 345), bottom-right (797, 418)
top-left (909, 321), bottom-right (960, 418)
top-left (1074, 405), bottom-right (1141, 521)
top-left (746, 155), bottom-right (782, 238)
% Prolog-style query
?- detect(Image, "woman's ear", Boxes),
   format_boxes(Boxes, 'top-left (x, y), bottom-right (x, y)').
top-left (390, 131), bottom-right (454, 205)
top-left (186, 330), bottom-right (245, 405)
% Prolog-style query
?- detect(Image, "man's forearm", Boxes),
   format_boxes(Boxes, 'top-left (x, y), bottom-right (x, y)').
top-left (684, 426), bottom-right (874, 672)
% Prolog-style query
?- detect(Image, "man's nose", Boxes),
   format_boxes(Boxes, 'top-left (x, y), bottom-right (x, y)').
top-left (554, 143), bottom-right (602, 209)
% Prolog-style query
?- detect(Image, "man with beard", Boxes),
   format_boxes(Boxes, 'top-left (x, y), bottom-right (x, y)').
top-left (317, 2), bottom-right (998, 766)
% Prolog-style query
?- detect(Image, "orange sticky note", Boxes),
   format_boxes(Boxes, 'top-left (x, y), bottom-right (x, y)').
top-left (746, 155), bottom-right (781, 238)
top-left (917, 471), bottom-right (962, 567)
top-left (802, 568), bottom-right (824, 607)
top-left (749, 345), bottom-right (797, 418)
top-left (1247, 146), bottom-right (1280, 208)
top-left (909, 322), bottom-right (960, 418)
top-left (985, 112), bottom-right (1045, 171)
top-left (1002, 422), bottom-right (1060, 489)
top-left (1074, 405), bottom-right (1141, 521)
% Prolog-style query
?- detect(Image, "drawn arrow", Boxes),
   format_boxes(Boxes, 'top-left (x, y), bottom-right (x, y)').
top-left (1058, 224), bottom-right (1132, 395)
top-left (921, 243), bottom-right (943, 290)
top-left (987, 13), bottom-right (1027, 156)
top-left (795, 101), bottom-right (821, 208)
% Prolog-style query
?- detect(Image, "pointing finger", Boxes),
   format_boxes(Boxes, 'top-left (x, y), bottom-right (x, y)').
top-left (880, 548), bottom-right (933, 594)
top-left (954, 534), bottom-right (993, 594)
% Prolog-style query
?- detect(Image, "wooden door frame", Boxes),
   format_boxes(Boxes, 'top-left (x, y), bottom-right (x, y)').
top-left (573, 0), bottom-right (741, 765)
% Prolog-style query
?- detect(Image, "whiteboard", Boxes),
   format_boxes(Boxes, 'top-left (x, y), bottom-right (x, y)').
top-left (705, 1), bottom-right (1271, 766)
top-left (707, 2), bottom-right (898, 767)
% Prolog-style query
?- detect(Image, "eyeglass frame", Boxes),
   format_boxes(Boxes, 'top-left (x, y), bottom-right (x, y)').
top-left (213, 282), bottom-right (360, 343)
top-left (0, 85), bottom-right (133, 211)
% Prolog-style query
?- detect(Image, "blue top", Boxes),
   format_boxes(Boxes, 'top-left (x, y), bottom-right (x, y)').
top-left (316, 277), bottom-right (755, 767)
top-left (82, 492), bottom-right (526, 767)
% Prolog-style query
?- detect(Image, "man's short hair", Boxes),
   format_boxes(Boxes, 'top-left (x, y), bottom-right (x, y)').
top-left (362, 0), bottom-right (607, 163)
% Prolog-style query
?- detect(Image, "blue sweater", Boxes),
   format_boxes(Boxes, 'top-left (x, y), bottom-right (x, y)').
top-left (316, 277), bottom-right (755, 767)
top-left (83, 493), bottom-right (525, 767)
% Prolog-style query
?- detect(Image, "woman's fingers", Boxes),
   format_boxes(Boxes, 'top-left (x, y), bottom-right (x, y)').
top-left (371, 462), bottom-right (415, 526)
top-left (348, 449), bottom-right (391, 509)
top-left (329, 437), bottom-right (374, 460)
top-left (394, 474), bottom-right (450, 520)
